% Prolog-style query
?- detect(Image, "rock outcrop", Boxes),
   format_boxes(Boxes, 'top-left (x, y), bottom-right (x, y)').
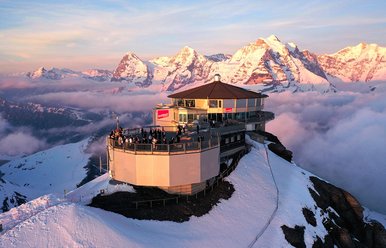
top-left (282, 176), bottom-right (386, 248)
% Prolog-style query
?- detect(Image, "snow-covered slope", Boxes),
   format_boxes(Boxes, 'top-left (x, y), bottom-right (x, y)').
top-left (0, 139), bottom-right (91, 212)
top-left (1, 137), bottom-right (384, 247)
top-left (318, 43), bottom-right (386, 82)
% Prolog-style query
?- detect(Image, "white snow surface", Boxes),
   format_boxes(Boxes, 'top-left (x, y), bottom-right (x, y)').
top-left (0, 139), bottom-right (91, 210)
top-left (66, 173), bottom-right (135, 205)
top-left (1, 138), bottom-right (385, 247)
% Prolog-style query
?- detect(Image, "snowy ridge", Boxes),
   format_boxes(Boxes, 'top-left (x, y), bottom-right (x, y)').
top-left (111, 35), bottom-right (337, 93)
top-left (26, 67), bottom-right (113, 81)
top-left (20, 36), bottom-right (386, 94)
top-left (1, 137), bottom-right (384, 247)
top-left (318, 43), bottom-right (386, 82)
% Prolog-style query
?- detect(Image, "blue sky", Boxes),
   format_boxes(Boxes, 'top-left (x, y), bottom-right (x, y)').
top-left (0, 0), bottom-right (385, 72)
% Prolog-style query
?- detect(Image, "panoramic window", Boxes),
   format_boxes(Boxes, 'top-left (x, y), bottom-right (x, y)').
top-left (247, 98), bottom-right (255, 107)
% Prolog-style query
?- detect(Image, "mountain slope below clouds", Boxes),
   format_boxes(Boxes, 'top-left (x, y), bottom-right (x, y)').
top-left (0, 140), bottom-right (91, 212)
top-left (0, 137), bottom-right (384, 247)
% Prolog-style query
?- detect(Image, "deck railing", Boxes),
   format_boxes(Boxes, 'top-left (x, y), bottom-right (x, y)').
top-left (108, 137), bottom-right (220, 155)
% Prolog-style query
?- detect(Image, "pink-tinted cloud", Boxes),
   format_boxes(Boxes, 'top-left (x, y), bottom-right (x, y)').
top-left (266, 90), bottom-right (386, 214)
top-left (0, 131), bottom-right (46, 157)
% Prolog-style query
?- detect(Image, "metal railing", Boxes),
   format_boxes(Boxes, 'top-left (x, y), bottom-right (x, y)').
top-left (108, 137), bottom-right (220, 155)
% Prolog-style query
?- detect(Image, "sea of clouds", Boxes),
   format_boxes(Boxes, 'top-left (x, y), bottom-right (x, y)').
top-left (0, 76), bottom-right (167, 158)
top-left (1, 75), bottom-right (385, 214)
top-left (266, 83), bottom-right (386, 214)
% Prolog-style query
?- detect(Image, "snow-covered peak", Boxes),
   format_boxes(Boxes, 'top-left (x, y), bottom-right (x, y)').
top-left (27, 67), bottom-right (47, 79)
top-left (124, 51), bottom-right (142, 60)
top-left (267, 34), bottom-right (281, 42)
top-left (318, 42), bottom-right (386, 82)
top-left (26, 67), bottom-right (78, 80)
top-left (111, 52), bottom-right (152, 86)
top-left (170, 46), bottom-right (200, 65)
top-left (286, 42), bottom-right (298, 53)
top-left (230, 40), bottom-right (269, 63)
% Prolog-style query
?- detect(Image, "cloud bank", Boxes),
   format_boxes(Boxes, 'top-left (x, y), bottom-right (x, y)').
top-left (0, 117), bottom-right (47, 158)
top-left (266, 90), bottom-right (386, 214)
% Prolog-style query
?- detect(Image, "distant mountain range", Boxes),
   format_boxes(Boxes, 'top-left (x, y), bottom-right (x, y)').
top-left (25, 35), bottom-right (386, 92)
top-left (26, 67), bottom-right (112, 82)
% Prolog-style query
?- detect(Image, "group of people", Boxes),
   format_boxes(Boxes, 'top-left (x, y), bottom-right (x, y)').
top-left (109, 125), bottom-right (188, 148)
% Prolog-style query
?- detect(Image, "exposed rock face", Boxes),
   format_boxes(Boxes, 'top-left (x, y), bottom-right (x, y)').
top-left (205, 53), bottom-right (231, 62)
top-left (255, 130), bottom-right (293, 162)
top-left (281, 225), bottom-right (306, 248)
top-left (282, 176), bottom-right (386, 248)
top-left (317, 43), bottom-right (386, 82)
top-left (302, 207), bottom-right (316, 227)
top-left (111, 52), bottom-right (153, 87)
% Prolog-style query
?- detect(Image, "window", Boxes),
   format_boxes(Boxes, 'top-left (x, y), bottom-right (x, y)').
top-left (223, 99), bottom-right (234, 108)
top-left (225, 138), bottom-right (229, 144)
top-left (236, 99), bottom-right (246, 108)
top-left (179, 114), bottom-right (187, 122)
top-left (188, 114), bottom-right (194, 123)
top-left (237, 135), bottom-right (241, 141)
top-left (185, 100), bottom-right (195, 107)
top-left (219, 100), bottom-right (222, 108)
top-left (209, 100), bottom-right (218, 108)
top-left (231, 136), bottom-right (235, 142)
top-left (248, 98), bottom-right (255, 107)
top-left (177, 99), bottom-right (184, 107)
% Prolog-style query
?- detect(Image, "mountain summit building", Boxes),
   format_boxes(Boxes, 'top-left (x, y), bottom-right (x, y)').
top-left (154, 74), bottom-right (270, 131)
top-left (107, 75), bottom-right (274, 195)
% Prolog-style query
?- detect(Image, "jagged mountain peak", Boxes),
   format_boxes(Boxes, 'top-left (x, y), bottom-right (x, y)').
top-left (266, 34), bottom-right (281, 42)
top-left (286, 42), bottom-right (299, 53)
top-left (318, 43), bottom-right (386, 82)
top-left (170, 45), bottom-right (201, 65)
top-left (122, 51), bottom-right (143, 61)
top-left (111, 51), bottom-right (152, 86)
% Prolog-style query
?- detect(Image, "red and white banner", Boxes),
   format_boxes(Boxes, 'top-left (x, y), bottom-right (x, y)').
top-left (225, 108), bottom-right (233, 113)
top-left (157, 109), bottom-right (169, 119)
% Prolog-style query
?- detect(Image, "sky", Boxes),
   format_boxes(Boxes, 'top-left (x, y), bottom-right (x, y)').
top-left (1, 0), bottom-right (386, 73)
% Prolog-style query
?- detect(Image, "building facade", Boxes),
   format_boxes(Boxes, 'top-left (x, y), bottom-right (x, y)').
top-left (153, 74), bottom-right (272, 132)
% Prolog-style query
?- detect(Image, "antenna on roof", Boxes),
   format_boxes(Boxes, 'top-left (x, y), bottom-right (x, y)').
top-left (214, 74), bottom-right (221, 82)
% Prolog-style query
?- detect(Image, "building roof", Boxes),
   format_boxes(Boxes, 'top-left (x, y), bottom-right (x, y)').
top-left (168, 81), bottom-right (268, 99)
